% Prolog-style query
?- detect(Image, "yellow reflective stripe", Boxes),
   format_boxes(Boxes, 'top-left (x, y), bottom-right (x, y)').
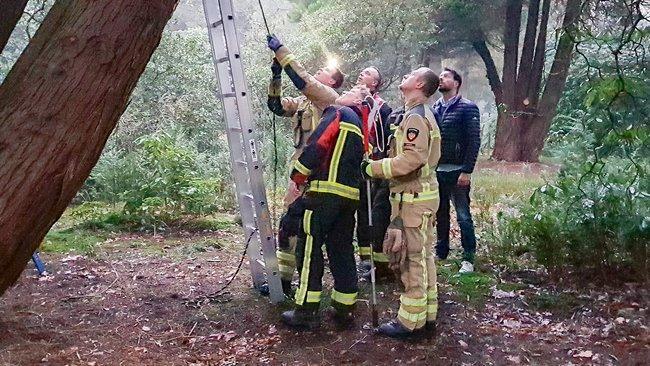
top-left (328, 130), bottom-right (347, 182)
top-left (339, 122), bottom-right (363, 139)
top-left (308, 180), bottom-right (360, 200)
top-left (306, 291), bottom-right (321, 303)
top-left (279, 53), bottom-right (296, 68)
top-left (427, 304), bottom-right (438, 315)
top-left (278, 264), bottom-right (294, 274)
top-left (395, 129), bottom-right (404, 154)
top-left (373, 252), bottom-right (389, 263)
top-left (381, 159), bottom-right (393, 179)
top-left (390, 124), bottom-right (398, 131)
top-left (276, 251), bottom-right (296, 263)
top-left (358, 246), bottom-right (372, 256)
top-left (294, 160), bottom-right (311, 175)
top-left (389, 190), bottom-right (439, 203)
top-left (295, 210), bottom-right (313, 306)
top-left (331, 290), bottom-right (357, 305)
top-left (420, 215), bottom-right (429, 291)
top-left (398, 307), bottom-right (427, 323)
top-left (422, 164), bottom-right (430, 177)
top-left (400, 295), bottom-right (427, 307)
top-left (427, 288), bottom-right (438, 300)
top-left (430, 129), bottom-right (441, 140)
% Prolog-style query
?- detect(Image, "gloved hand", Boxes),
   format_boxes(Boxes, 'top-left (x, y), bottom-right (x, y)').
top-left (267, 34), bottom-right (283, 52)
top-left (271, 57), bottom-right (282, 78)
top-left (383, 217), bottom-right (406, 272)
top-left (360, 159), bottom-right (372, 180)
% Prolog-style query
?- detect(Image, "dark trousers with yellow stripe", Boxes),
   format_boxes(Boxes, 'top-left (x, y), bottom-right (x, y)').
top-left (295, 193), bottom-right (359, 311)
top-left (357, 178), bottom-right (391, 266)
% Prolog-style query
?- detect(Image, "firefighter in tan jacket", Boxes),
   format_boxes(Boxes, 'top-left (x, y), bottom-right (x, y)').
top-left (266, 35), bottom-right (344, 295)
top-left (361, 67), bottom-right (441, 338)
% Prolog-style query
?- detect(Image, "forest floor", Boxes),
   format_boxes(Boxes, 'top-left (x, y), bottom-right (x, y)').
top-left (0, 161), bottom-right (648, 366)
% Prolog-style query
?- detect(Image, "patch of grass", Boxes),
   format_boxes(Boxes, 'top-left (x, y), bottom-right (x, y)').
top-left (496, 282), bottom-right (528, 292)
top-left (438, 261), bottom-right (496, 306)
top-left (42, 228), bottom-right (106, 256)
top-left (528, 291), bottom-right (584, 316)
top-left (472, 172), bottom-right (545, 207)
top-left (180, 216), bottom-right (237, 232)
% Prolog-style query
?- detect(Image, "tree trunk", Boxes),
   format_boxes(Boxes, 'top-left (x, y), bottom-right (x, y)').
top-left (472, 39), bottom-right (503, 105)
top-left (492, 0), bottom-right (582, 162)
top-left (0, 0), bottom-right (29, 54)
top-left (0, 0), bottom-right (178, 295)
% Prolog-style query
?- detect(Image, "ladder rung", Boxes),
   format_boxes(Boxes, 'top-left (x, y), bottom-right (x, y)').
top-left (216, 56), bottom-right (229, 64)
top-left (242, 193), bottom-right (253, 200)
top-left (211, 20), bottom-right (223, 27)
top-left (228, 126), bottom-right (242, 132)
top-left (218, 92), bottom-right (236, 99)
top-left (255, 259), bottom-right (266, 268)
top-left (245, 224), bottom-right (256, 232)
top-left (235, 160), bottom-right (247, 166)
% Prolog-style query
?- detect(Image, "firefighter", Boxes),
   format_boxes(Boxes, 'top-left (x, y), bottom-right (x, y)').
top-left (280, 85), bottom-right (371, 329)
top-left (266, 35), bottom-right (344, 295)
top-left (361, 67), bottom-right (441, 338)
top-left (355, 67), bottom-right (393, 279)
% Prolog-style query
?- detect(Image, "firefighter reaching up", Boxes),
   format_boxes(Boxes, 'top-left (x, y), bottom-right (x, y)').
top-left (266, 34), bottom-right (344, 296)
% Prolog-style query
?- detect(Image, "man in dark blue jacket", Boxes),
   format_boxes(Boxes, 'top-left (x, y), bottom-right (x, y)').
top-left (433, 68), bottom-right (481, 274)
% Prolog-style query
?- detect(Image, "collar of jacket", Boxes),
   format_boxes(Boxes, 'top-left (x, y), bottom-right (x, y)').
top-left (404, 95), bottom-right (429, 111)
top-left (435, 94), bottom-right (462, 109)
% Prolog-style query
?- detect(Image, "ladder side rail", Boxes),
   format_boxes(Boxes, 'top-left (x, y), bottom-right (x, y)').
top-left (202, 0), bottom-right (265, 287)
top-left (219, 0), bottom-right (284, 303)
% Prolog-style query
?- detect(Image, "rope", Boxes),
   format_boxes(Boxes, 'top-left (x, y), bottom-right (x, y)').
top-left (183, 229), bottom-right (257, 307)
top-left (257, 0), bottom-right (271, 35)
top-left (271, 114), bottom-right (278, 231)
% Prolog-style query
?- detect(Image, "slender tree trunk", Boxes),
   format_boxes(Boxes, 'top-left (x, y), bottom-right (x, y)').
top-left (0, 0), bottom-right (178, 295)
top-left (472, 39), bottom-right (503, 105)
top-left (0, 0), bottom-right (29, 54)
top-left (515, 0), bottom-right (540, 105)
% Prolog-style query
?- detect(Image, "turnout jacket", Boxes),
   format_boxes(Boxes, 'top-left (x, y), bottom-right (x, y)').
top-left (366, 102), bottom-right (441, 226)
top-left (432, 96), bottom-right (481, 174)
top-left (267, 45), bottom-right (339, 160)
top-left (291, 106), bottom-right (365, 201)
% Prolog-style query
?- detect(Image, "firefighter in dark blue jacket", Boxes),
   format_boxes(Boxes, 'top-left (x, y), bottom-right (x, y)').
top-left (433, 68), bottom-right (481, 274)
top-left (281, 85), bottom-right (371, 329)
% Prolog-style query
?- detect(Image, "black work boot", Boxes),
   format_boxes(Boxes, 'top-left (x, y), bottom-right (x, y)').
top-left (281, 279), bottom-right (293, 297)
top-left (425, 321), bottom-right (437, 338)
top-left (280, 308), bottom-right (321, 329)
top-left (377, 320), bottom-right (414, 339)
top-left (324, 306), bottom-right (354, 329)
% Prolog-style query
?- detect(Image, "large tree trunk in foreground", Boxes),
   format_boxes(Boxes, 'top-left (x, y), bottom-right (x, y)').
top-left (0, 0), bottom-right (178, 295)
top-left (0, 0), bottom-right (29, 54)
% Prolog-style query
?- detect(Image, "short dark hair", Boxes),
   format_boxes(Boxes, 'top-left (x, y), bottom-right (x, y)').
top-left (443, 67), bottom-right (462, 89)
top-left (420, 69), bottom-right (440, 97)
top-left (332, 68), bottom-right (345, 89)
top-left (369, 66), bottom-right (382, 92)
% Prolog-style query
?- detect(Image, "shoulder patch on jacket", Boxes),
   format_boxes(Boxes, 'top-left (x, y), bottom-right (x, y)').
top-left (406, 128), bottom-right (419, 142)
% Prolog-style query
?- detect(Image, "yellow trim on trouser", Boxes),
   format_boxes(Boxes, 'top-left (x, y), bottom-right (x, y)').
top-left (389, 190), bottom-right (439, 203)
top-left (427, 287), bottom-right (438, 320)
top-left (358, 246), bottom-right (372, 256)
top-left (381, 159), bottom-right (393, 179)
top-left (308, 180), bottom-right (360, 200)
top-left (331, 290), bottom-right (357, 305)
top-left (398, 307), bottom-right (427, 323)
top-left (328, 130), bottom-right (347, 182)
top-left (306, 291), bottom-right (321, 303)
top-left (276, 250), bottom-right (296, 279)
top-left (400, 295), bottom-right (427, 307)
top-left (277, 251), bottom-right (295, 263)
top-left (339, 122), bottom-right (363, 138)
top-left (373, 252), bottom-right (389, 263)
top-left (295, 210), bottom-right (313, 306)
top-left (278, 53), bottom-right (296, 68)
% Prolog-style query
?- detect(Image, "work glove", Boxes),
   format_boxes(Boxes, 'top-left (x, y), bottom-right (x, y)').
top-left (267, 34), bottom-right (283, 52)
top-left (271, 57), bottom-right (282, 78)
top-left (360, 159), bottom-right (372, 180)
top-left (383, 217), bottom-right (406, 272)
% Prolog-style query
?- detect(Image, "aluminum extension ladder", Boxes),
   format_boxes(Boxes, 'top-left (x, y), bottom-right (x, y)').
top-left (202, 0), bottom-right (284, 303)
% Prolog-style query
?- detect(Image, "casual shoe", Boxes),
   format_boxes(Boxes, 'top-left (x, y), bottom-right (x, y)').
top-left (377, 320), bottom-right (414, 339)
top-left (324, 307), bottom-right (354, 328)
top-left (459, 260), bottom-right (474, 274)
top-left (280, 309), bottom-right (321, 329)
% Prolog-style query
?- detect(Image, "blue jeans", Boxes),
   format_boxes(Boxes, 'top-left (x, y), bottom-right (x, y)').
top-left (435, 173), bottom-right (477, 263)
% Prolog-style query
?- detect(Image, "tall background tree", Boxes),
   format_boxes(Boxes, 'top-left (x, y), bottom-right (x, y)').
top-left (0, 0), bottom-right (179, 295)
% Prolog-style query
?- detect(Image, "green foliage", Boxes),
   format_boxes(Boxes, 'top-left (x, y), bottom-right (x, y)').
top-left (43, 228), bottom-right (105, 256)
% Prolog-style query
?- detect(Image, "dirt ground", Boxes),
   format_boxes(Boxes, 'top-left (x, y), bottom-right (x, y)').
top-left (0, 224), bottom-right (647, 365)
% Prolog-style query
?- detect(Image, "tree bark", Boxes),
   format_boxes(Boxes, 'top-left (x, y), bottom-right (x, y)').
top-left (472, 39), bottom-right (503, 105)
top-left (501, 0), bottom-right (522, 106)
top-left (527, 0), bottom-right (551, 105)
top-left (515, 0), bottom-right (540, 105)
top-left (0, 0), bottom-right (178, 295)
top-left (0, 0), bottom-right (29, 54)
top-left (492, 0), bottom-right (582, 162)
